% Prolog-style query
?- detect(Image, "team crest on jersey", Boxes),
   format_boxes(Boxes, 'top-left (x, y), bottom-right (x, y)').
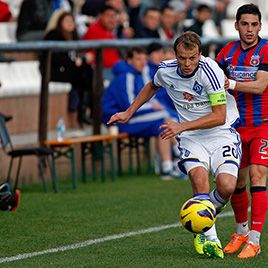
top-left (250, 55), bottom-right (260, 66)
top-left (183, 92), bottom-right (193, 101)
top-left (192, 81), bottom-right (203, 95)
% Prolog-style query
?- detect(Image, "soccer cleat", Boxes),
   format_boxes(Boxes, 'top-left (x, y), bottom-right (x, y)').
top-left (237, 242), bottom-right (261, 259)
top-left (203, 239), bottom-right (224, 259)
top-left (11, 190), bottom-right (21, 212)
top-left (224, 233), bottom-right (248, 254)
top-left (194, 234), bottom-right (206, 254)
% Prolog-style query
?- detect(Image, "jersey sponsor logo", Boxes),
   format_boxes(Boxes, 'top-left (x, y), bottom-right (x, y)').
top-left (250, 55), bottom-right (260, 66)
top-left (192, 81), bottom-right (203, 95)
top-left (227, 65), bottom-right (257, 81)
top-left (183, 92), bottom-right (193, 102)
top-left (261, 155), bottom-right (268, 160)
top-left (178, 101), bottom-right (210, 110)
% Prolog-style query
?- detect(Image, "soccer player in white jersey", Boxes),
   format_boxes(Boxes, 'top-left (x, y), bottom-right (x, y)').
top-left (107, 32), bottom-right (241, 259)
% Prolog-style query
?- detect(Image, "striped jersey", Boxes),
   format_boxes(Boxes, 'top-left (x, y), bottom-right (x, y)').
top-left (216, 37), bottom-right (268, 127)
top-left (153, 55), bottom-right (239, 136)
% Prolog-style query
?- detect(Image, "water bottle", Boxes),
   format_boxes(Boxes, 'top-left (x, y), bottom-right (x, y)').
top-left (56, 117), bottom-right (65, 142)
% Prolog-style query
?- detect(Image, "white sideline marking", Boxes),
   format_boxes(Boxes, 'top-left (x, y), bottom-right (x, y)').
top-left (0, 211), bottom-right (234, 264)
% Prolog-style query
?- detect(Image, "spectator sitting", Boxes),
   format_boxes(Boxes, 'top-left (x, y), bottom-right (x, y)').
top-left (184, 4), bottom-right (217, 37)
top-left (102, 47), bottom-right (176, 180)
top-left (158, 5), bottom-right (177, 40)
top-left (16, 0), bottom-right (72, 41)
top-left (83, 5), bottom-right (121, 69)
top-left (41, 11), bottom-right (93, 128)
top-left (105, 0), bottom-right (134, 39)
top-left (183, 4), bottom-right (219, 56)
top-left (0, 1), bottom-right (12, 22)
top-left (134, 7), bottom-right (161, 38)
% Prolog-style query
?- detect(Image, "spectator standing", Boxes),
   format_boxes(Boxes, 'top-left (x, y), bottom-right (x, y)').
top-left (134, 7), bottom-right (161, 38)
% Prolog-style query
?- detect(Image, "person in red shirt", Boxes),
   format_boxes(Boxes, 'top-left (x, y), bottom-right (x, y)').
top-left (83, 5), bottom-right (121, 69)
top-left (0, 1), bottom-right (12, 22)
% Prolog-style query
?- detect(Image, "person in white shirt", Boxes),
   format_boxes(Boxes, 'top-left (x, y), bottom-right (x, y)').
top-left (108, 31), bottom-right (242, 259)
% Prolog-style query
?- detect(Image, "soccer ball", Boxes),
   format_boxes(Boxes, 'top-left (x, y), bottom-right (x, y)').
top-left (179, 198), bottom-right (216, 233)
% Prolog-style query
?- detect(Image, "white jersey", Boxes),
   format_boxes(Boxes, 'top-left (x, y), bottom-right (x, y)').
top-left (153, 55), bottom-right (240, 136)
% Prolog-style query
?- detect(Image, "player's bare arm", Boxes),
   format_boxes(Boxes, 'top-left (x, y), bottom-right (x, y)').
top-left (228, 70), bottom-right (268, 94)
top-left (107, 81), bottom-right (159, 125)
top-left (159, 104), bottom-right (226, 140)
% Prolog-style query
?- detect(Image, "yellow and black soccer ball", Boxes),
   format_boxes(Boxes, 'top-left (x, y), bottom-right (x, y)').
top-left (179, 197), bottom-right (216, 233)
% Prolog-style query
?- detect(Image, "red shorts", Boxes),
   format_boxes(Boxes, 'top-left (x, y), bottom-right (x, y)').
top-left (238, 126), bottom-right (268, 168)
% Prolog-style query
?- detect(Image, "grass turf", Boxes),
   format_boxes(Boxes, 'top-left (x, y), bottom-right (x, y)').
top-left (0, 174), bottom-right (267, 267)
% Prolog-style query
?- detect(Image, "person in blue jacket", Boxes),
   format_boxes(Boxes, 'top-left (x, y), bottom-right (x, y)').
top-left (102, 47), bottom-right (175, 180)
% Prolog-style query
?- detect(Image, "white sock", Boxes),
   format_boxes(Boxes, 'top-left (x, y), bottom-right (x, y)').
top-left (162, 160), bottom-right (173, 174)
top-left (248, 230), bottom-right (261, 246)
top-left (236, 221), bottom-right (249, 236)
top-left (209, 188), bottom-right (228, 214)
top-left (204, 224), bottom-right (219, 241)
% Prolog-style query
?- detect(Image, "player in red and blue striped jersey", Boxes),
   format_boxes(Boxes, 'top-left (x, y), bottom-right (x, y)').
top-left (216, 3), bottom-right (268, 259)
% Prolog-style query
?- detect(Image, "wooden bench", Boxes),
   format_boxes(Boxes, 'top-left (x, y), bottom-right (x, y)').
top-left (45, 133), bottom-right (129, 192)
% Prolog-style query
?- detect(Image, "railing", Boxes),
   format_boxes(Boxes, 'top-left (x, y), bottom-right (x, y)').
top-left (0, 37), bottom-right (235, 145)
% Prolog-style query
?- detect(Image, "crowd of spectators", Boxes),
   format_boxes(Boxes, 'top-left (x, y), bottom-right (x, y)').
top-left (1, 0), bottom-right (233, 41)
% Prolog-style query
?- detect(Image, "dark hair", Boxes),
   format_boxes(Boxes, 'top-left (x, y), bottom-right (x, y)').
top-left (236, 3), bottom-right (261, 22)
top-left (126, 47), bottom-right (147, 59)
top-left (143, 7), bottom-right (160, 17)
top-left (147, 42), bottom-right (163, 54)
top-left (160, 5), bottom-right (173, 14)
top-left (100, 4), bottom-right (118, 14)
top-left (173, 31), bottom-right (202, 54)
top-left (57, 12), bottom-right (78, 40)
top-left (197, 4), bottom-right (212, 13)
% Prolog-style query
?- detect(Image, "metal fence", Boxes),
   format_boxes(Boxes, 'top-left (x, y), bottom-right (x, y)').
top-left (0, 37), bottom-right (234, 145)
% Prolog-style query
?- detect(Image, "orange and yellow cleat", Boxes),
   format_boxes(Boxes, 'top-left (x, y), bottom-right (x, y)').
top-left (237, 242), bottom-right (261, 259)
top-left (224, 233), bottom-right (248, 254)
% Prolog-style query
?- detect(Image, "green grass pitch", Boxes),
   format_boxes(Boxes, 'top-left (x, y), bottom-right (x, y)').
top-left (0, 175), bottom-right (267, 267)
